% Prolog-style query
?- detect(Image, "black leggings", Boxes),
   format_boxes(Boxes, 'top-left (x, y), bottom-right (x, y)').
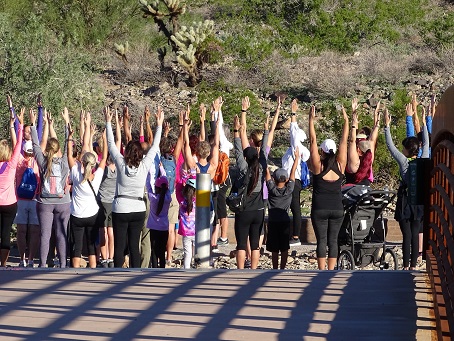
top-left (150, 229), bottom-right (169, 268)
top-left (0, 203), bottom-right (18, 250)
top-left (311, 209), bottom-right (344, 258)
top-left (234, 210), bottom-right (264, 251)
top-left (399, 218), bottom-right (422, 268)
top-left (113, 211), bottom-right (145, 268)
top-left (70, 214), bottom-right (98, 257)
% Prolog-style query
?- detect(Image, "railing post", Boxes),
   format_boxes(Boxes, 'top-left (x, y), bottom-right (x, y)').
top-left (195, 173), bottom-right (211, 268)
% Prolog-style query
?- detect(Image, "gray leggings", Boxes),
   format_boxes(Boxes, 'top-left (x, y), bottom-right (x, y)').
top-left (37, 202), bottom-right (70, 268)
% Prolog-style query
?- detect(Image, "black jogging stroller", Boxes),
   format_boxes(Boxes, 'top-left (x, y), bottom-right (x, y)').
top-left (337, 185), bottom-right (398, 270)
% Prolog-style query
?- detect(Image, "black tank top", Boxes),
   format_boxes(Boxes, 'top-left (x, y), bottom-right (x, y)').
top-left (312, 161), bottom-right (344, 211)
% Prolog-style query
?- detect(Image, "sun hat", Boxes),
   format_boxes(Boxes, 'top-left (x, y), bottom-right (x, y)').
top-left (320, 139), bottom-right (337, 154)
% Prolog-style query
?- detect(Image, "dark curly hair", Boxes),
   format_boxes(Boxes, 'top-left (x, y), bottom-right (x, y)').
top-left (124, 140), bottom-right (144, 168)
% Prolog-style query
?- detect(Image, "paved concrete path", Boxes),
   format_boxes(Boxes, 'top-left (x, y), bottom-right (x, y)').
top-left (0, 269), bottom-right (435, 340)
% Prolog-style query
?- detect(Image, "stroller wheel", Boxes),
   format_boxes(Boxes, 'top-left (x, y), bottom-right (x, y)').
top-left (379, 248), bottom-right (398, 270)
top-left (337, 250), bottom-right (355, 270)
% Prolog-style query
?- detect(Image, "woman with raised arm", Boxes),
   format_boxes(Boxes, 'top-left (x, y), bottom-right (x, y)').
top-left (232, 114), bottom-right (269, 269)
top-left (14, 109), bottom-right (41, 267)
top-left (0, 109), bottom-right (23, 267)
top-left (345, 98), bottom-right (380, 186)
top-left (384, 108), bottom-right (428, 270)
top-left (309, 105), bottom-right (349, 270)
top-left (32, 108), bottom-right (71, 268)
top-left (105, 106), bottom-right (163, 268)
top-left (67, 108), bottom-right (108, 268)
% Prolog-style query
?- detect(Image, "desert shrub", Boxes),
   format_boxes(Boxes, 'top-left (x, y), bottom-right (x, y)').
top-left (0, 14), bottom-right (102, 139)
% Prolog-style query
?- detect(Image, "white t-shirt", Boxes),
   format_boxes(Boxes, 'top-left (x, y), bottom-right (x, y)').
top-left (70, 163), bottom-right (104, 218)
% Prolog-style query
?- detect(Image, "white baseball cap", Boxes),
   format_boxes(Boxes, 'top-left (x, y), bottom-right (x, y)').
top-left (23, 140), bottom-right (33, 154)
top-left (320, 139), bottom-right (337, 154)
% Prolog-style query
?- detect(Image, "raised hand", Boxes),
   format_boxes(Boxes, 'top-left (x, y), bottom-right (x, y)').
top-left (411, 93), bottom-right (418, 110)
top-left (144, 105), bottom-right (150, 121)
top-left (29, 108), bottom-right (37, 126)
top-left (342, 106), bottom-right (348, 122)
top-left (351, 107), bottom-right (358, 127)
top-left (61, 107), bottom-right (70, 125)
top-left (422, 105), bottom-right (427, 126)
top-left (242, 96), bottom-right (250, 111)
top-left (179, 110), bottom-right (185, 126)
top-left (47, 111), bottom-right (54, 126)
top-left (155, 106), bottom-right (164, 126)
top-left (264, 112), bottom-right (270, 131)
top-left (384, 109), bottom-right (391, 127)
top-left (405, 103), bottom-right (413, 117)
top-left (18, 107), bottom-right (25, 125)
top-left (291, 98), bottom-right (298, 114)
top-left (309, 105), bottom-right (316, 120)
top-left (104, 106), bottom-right (113, 123)
top-left (294, 146), bottom-right (301, 162)
top-left (123, 105), bottom-right (130, 120)
top-left (234, 115), bottom-right (241, 130)
top-left (164, 121), bottom-right (172, 137)
top-left (352, 98), bottom-right (359, 113)
top-left (199, 103), bottom-right (206, 122)
top-left (213, 97), bottom-right (221, 112)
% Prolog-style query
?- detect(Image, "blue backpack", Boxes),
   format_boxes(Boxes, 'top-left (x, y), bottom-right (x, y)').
top-left (17, 164), bottom-right (38, 199)
top-left (300, 160), bottom-right (310, 189)
top-left (160, 155), bottom-right (176, 193)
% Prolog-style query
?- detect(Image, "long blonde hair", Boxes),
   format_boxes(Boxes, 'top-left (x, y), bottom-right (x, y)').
top-left (0, 140), bottom-right (12, 162)
top-left (81, 152), bottom-right (97, 183)
top-left (44, 138), bottom-right (60, 179)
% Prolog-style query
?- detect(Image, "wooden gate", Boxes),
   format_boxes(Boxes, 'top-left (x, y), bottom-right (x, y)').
top-left (427, 85), bottom-right (454, 340)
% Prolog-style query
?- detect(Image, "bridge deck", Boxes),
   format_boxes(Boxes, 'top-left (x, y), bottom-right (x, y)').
top-left (0, 269), bottom-right (435, 340)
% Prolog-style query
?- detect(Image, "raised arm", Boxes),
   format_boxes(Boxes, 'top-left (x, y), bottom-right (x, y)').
top-left (105, 107), bottom-right (121, 162)
top-left (81, 111), bottom-right (91, 154)
top-left (98, 129), bottom-right (108, 170)
top-left (208, 116), bottom-right (220, 177)
top-left (114, 108), bottom-right (122, 150)
top-left (182, 111), bottom-right (196, 170)
top-left (406, 103), bottom-right (415, 137)
top-left (39, 109), bottom-right (49, 150)
top-left (348, 98), bottom-right (360, 173)
top-left (412, 94), bottom-right (421, 134)
top-left (421, 106), bottom-right (430, 159)
top-left (37, 94), bottom-right (44, 142)
top-left (173, 110), bottom-right (185, 160)
top-left (79, 110), bottom-right (85, 146)
top-left (384, 109), bottom-right (407, 168)
top-left (308, 106), bottom-right (321, 174)
top-left (123, 105), bottom-right (132, 143)
top-left (337, 106), bottom-right (349, 172)
top-left (48, 112), bottom-right (57, 139)
top-left (144, 105), bottom-right (153, 144)
top-left (66, 123), bottom-right (76, 169)
top-left (289, 146), bottom-right (300, 181)
top-left (233, 115), bottom-right (248, 172)
top-left (199, 103), bottom-right (206, 142)
top-left (10, 108), bottom-right (24, 147)
top-left (240, 96), bottom-right (250, 150)
top-left (10, 109), bottom-right (23, 168)
top-left (369, 101), bottom-right (381, 153)
top-left (139, 114), bottom-right (145, 143)
top-left (89, 122), bottom-right (97, 154)
top-left (267, 97), bottom-right (281, 149)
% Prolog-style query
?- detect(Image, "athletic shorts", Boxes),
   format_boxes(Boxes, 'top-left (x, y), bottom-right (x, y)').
top-left (266, 219), bottom-right (290, 252)
top-left (216, 183), bottom-right (230, 220)
top-left (168, 192), bottom-right (179, 225)
top-left (14, 199), bottom-right (39, 225)
top-left (97, 202), bottom-right (113, 228)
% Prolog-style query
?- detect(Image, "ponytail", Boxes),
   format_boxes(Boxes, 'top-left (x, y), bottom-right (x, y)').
top-left (44, 138), bottom-right (60, 179)
top-left (156, 184), bottom-right (168, 215)
top-left (183, 184), bottom-right (196, 214)
top-left (81, 152), bottom-right (97, 183)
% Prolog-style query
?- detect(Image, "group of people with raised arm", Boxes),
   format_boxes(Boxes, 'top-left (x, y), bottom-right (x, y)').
top-left (0, 92), bottom-right (434, 270)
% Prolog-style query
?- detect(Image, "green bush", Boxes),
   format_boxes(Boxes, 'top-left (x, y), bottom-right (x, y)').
top-left (0, 14), bottom-right (102, 139)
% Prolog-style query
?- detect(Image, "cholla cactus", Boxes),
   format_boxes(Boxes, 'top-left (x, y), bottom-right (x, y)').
top-left (139, 0), bottom-right (214, 86)
top-left (171, 20), bottom-right (214, 84)
top-left (114, 41), bottom-right (129, 64)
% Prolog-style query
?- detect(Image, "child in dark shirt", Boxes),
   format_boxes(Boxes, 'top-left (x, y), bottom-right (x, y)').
top-left (265, 147), bottom-right (300, 269)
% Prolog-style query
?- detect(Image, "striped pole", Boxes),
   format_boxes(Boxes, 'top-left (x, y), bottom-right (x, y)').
top-left (195, 173), bottom-right (212, 268)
